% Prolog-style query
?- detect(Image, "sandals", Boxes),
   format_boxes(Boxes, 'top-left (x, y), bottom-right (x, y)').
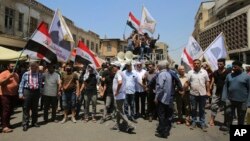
top-left (83, 117), bottom-right (89, 123)
top-left (2, 127), bottom-right (13, 133)
top-left (176, 121), bottom-right (182, 124)
top-left (92, 118), bottom-right (97, 123)
top-left (209, 121), bottom-right (215, 126)
top-left (185, 119), bottom-right (190, 126)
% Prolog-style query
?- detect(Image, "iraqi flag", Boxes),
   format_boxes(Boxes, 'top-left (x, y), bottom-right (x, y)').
top-left (75, 41), bottom-right (101, 68)
top-left (127, 12), bottom-right (141, 31)
top-left (181, 48), bottom-right (193, 72)
top-left (24, 22), bottom-right (57, 63)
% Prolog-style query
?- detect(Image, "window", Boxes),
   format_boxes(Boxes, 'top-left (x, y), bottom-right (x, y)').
top-left (29, 17), bottom-right (38, 36)
top-left (91, 42), bottom-right (94, 51)
top-left (107, 43), bottom-right (112, 52)
top-left (43, 22), bottom-right (49, 29)
top-left (72, 34), bottom-right (77, 47)
top-left (96, 44), bottom-right (99, 53)
top-left (86, 40), bottom-right (90, 47)
top-left (18, 13), bottom-right (24, 32)
top-left (5, 7), bottom-right (15, 30)
top-left (118, 45), bottom-right (123, 52)
top-left (81, 38), bottom-right (85, 43)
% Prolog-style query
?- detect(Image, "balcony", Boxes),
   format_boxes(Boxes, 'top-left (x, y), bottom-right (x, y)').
top-left (214, 0), bottom-right (248, 17)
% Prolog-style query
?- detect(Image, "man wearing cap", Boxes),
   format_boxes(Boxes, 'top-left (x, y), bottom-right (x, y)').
top-left (111, 61), bottom-right (135, 133)
top-left (222, 60), bottom-right (250, 128)
top-left (80, 64), bottom-right (99, 122)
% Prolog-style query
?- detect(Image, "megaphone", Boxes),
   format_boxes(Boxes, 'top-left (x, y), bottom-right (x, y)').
top-left (125, 51), bottom-right (139, 61)
top-left (125, 51), bottom-right (134, 61)
top-left (117, 51), bottom-right (125, 62)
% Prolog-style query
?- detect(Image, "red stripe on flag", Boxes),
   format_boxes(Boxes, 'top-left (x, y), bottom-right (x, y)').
top-left (184, 48), bottom-right (193, 68)
top-left (129, 12), bottom-right (140, 26)
top-left (37, 53), bottom-right (44, 59)
top-left (78, 41), bottom-right (100, 68)
top-left (37, 22), bottom-right (51, 38)
top-left (71, 48), bottom-right (76, 57)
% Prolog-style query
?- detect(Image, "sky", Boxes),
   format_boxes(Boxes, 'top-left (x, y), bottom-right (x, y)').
top-left (37, 0), bottom-right (202, 63)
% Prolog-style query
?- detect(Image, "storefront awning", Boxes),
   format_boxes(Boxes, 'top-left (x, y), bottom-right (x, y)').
top-left (0, 46), bottom-right (27, 61)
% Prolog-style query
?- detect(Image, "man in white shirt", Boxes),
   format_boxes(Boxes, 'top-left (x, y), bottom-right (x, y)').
top-left (111, 61), bottom-right (135, 133)
top-left (135, 62), bottom-right (147, 118)
top-left (185, 59), bottom-right (210, 132)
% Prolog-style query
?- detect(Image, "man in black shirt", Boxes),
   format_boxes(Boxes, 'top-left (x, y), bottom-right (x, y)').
top-left (209, 58), bottom-right (230, 128)
top-left (80, 64), bottom-right (98, 122)
top-left (100, 68), bottom-right (115, 124)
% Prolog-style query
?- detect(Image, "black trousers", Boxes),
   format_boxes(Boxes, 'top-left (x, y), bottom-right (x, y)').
top-left (43, 95), bottom-right (58, 121)
top-left (157, 102), bottom-right (173, 136)
top-left (225, 101), bottom-right (247, 126)
top-left (135, 92), bottom-right (146, 116)
top-left (22, 89), bottom-right (40, 126)
top-left (147, 90), bottom-right (156, 117)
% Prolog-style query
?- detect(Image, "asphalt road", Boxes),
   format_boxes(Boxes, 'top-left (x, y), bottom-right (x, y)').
top-left (1, 100), bottom-right (229, 141)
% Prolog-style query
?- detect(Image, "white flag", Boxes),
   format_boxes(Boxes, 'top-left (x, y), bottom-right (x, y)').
top-left (186, 36), bottom-right (203, 60)
top-left (49, 9), bottom-right (74, 62)
top-left (204, 33), bottom-right (227, 71)
top-left (140, 6), bottom-right (156, 34)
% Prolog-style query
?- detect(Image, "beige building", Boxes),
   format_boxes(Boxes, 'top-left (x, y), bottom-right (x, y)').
top-left (155, 42), bottom-right (173, 63)
top-left (99, 38), bottom-right (173, 63)
top-left (0, 0), bottom-right (100, 54)
top-left (193, 0), bottom-right (250, 63)
top-left (99, 38), bottom-right (127, 61)
top-left (193, 1), bottom-right (215, 41)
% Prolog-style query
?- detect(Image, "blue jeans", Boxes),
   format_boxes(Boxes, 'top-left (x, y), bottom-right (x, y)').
top-left (62, 91), bottom-right (76, 110)
top-left (124, 94), bottom-right (135, 119)
top-left (190, 95), bottom-right (207, 126)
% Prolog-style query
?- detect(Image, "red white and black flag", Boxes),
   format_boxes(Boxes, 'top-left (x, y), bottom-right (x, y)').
top-left (24, 22), bottom-right (57, 63)
top-left (75, 41), bottom-right (101, 68)
top-left (127, 12), bottom-right (140, 31)
top-left (181, 48), bottom-right (193, 72)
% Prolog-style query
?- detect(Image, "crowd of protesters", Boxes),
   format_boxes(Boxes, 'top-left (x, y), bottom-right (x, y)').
top-left (0, 58), bottom-right (250, 138)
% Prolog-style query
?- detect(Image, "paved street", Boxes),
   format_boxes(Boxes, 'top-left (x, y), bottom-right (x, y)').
top-left (1, 101), bottom-right (229, 141)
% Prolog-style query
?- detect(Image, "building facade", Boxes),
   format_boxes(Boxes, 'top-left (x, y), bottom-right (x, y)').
top-left (193, 0), bottom-right (250, 63)
top-left (155, 42), bottom-right (174, 65)
top-left (0, 0), bottom-right (100, 53)
top-left (99, 38), bottom-right (127, 61)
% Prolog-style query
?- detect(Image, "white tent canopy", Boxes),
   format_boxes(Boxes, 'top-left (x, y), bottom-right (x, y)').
top-left (0, 46), bottom-right (27, 61)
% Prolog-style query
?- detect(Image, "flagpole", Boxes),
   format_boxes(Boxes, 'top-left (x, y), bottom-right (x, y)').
top-left (221, 32), bottom-right (230, 60)
top-left (123, 21), bottom-right (127, 39)
top-left (12, 48), bottom-right (26, 73)
top-left (13, 21), bottom-right (45, 73)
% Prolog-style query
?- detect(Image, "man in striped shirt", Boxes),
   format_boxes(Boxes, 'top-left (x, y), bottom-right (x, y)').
top-left (19, 62), bottom-right (43, 131)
